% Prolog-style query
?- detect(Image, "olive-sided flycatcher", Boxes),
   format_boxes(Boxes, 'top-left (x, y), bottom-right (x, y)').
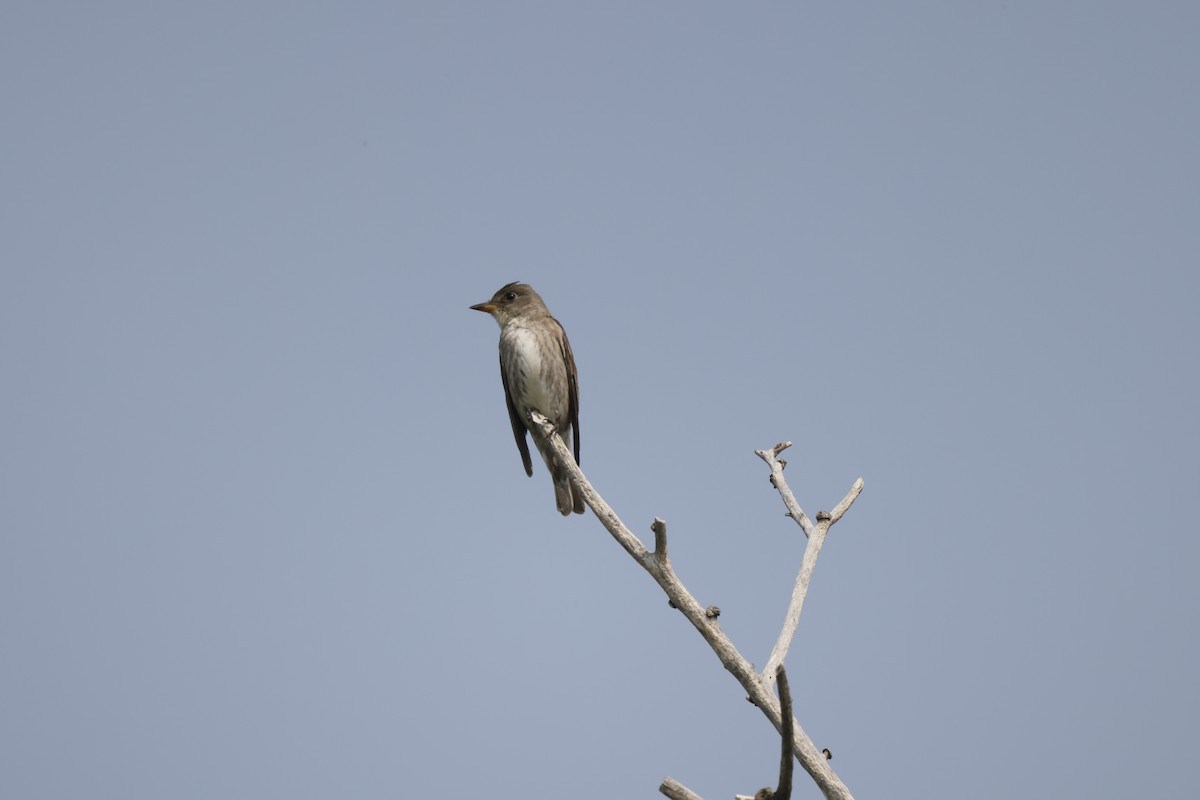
top-left (470, 282), bottom-right (584, 516)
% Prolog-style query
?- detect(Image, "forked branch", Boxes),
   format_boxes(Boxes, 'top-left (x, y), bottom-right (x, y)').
top-left (757, 442), bottom-right (863, 689)
top-left (529, 413), bottom-right (858, 800)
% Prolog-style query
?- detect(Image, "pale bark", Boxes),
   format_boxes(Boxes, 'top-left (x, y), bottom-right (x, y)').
top-left (529, 414), bottom-right (861, 800)
top-left (758, 442), bottom-right (864, 690)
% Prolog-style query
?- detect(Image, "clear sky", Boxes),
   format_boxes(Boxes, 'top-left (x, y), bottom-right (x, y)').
top-left (3, 3), bottom-right (1197, 798)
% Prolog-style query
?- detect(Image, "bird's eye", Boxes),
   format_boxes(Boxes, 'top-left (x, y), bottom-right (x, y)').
top-left (505, 292), bottom-right (517, 301)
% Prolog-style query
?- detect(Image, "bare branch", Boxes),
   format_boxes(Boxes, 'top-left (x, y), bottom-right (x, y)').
top-left (660, 776), bottom-right (705, 800)
top-left (828, 478), bottom-right (865, 524)
top-left (761, 449), bottom-right (864, 690)
top-left (773, 666), bottom-right (795, 800)
top-left (748, 666), bottom-right (796, 800)
top-left (754, 443), bottom-right (814, 537)
top-left (529, 413), bottom-right (856, 800)
top-left (529, 412), bottom-right (651, 564)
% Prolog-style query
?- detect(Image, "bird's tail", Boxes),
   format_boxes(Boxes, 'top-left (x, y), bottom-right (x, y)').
top-left (535, 435), bottom-right (585, 517)
top-left (553, 471), bottom-right (585, 516)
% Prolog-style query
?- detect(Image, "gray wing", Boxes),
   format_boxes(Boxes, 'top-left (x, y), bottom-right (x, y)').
top-left (558, 320), bottom-right (581, 466)
top-left (500, 353), bottom-right (534, 476)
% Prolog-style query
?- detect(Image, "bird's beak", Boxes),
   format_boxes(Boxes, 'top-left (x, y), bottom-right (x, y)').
top-left (470, 303), bottom-right (497, 313)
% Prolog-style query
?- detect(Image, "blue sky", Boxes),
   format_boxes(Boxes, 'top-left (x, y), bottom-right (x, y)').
top-left (3, 3), bottom-right (1197, 798)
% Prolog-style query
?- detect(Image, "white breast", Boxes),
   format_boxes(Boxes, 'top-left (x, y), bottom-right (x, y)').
top-left (503, 323), bottom-right (565, 422)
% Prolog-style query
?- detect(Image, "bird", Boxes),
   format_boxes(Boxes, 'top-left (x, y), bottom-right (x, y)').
top-left (470, 282), bottom-right (584, 516)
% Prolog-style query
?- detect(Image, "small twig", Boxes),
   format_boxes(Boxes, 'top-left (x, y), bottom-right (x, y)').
top-left (773, 666), bottom-right (795, 800)
top-left (660, 776), bottom-right (705, 800)
top-left (827, 479), bottom-right (864, 525)
top-left (748, 666), bottom-right (795, 800)
top-left (754, 443), bottom-right (814, 537)
top-left (652, 517), bottom-right (669, 562)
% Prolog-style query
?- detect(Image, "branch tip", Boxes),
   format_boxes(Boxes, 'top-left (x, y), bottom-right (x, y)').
top-left (828, 477), bottom-right (865, 524)
top-left (651, 518), bottom-right (668, 559)
top-left (660, 776), bottom-right (705, 800)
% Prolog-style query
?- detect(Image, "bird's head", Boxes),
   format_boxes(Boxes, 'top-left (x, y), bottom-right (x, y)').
top-left (470, 282), bottom-right (545, 326)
